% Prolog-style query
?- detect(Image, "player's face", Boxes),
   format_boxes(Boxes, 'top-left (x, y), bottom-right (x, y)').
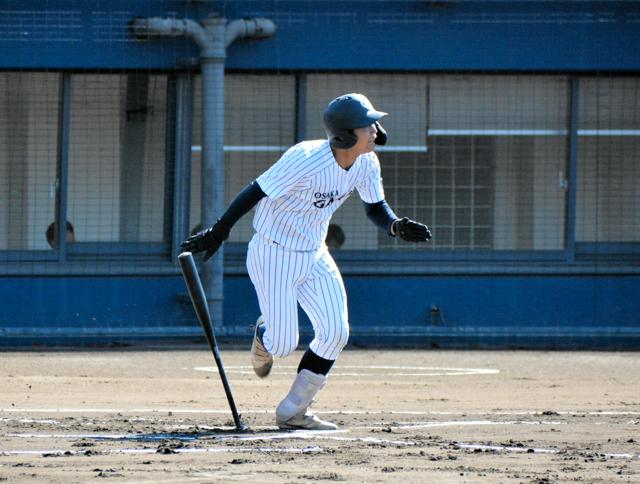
top-left (352, 123), bottom-right (377, 154)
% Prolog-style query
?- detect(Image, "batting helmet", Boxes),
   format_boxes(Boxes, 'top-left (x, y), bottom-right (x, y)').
top-left (323, 93), bottom-right (388, 149)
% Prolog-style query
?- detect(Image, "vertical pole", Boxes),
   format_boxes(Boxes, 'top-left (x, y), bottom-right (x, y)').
top-left (170, 73), bottom-right (194, 261)
top-left (295, 74), bottom-right (307, 143)
top-left (565, 77), bottom-right (580, 262)
top-left (200, 17), bottom-right (227, 326)
top-left (55, 73), bottom-right (71, 262)
top-left (164, 75), bottom-right (177, 252)
top-left (120, 74), bottom-right (149, 242)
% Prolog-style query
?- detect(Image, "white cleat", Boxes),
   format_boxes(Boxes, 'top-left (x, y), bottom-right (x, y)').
top-left (276, 411), bottom-right (338, 431)
top-left (251, 316), bottom-right (273, 378)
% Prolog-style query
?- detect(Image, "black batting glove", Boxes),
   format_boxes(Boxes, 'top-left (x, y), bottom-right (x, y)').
top-left (180, 219), bottom-right (230, 261)
top-left (393, 217), bottom-right (432, 242)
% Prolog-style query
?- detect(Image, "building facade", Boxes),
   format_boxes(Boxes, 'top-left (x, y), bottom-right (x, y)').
top-left (1, 1), bottom-right (639, 347)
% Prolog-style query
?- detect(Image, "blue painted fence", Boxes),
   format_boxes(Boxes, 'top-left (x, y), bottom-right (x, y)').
top-left (2, 274), bottom-right (638, 349)
top-left (2, 1), bottom-right (640, 71)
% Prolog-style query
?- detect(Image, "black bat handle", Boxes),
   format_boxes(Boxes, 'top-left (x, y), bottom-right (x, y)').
top-left (178, 252), bottom-right (246, 431)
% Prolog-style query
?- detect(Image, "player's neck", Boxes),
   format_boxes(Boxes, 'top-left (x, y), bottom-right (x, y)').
top-left (331, 147), bottom-right (359, 170)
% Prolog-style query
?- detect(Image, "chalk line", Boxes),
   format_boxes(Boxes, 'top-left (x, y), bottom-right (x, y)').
top-left (193, 365), bottom-right (500, 377)
top-left (2, 408), bottom-right (639, 416)
top-left (1, 446), bottom-right (324, 457)
top-left (3, 421), bottom-right (639, 460)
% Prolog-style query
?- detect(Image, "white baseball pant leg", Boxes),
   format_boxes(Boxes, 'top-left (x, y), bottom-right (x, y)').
top-left (246, 234), bottom-right (349, 361)
top-left (296, 249), bottom-right (349, 361)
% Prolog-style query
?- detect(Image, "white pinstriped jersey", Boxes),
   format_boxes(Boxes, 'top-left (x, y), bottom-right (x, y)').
top-left (254, 139), bottom-right (385, 251)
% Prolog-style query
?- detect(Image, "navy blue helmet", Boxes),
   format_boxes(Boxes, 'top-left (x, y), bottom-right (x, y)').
top-left (323, 93), bottom-right (388, 149)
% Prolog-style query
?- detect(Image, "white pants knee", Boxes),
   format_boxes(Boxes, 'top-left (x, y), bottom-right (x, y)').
top-left (246, 234), bottom-right (349, 361)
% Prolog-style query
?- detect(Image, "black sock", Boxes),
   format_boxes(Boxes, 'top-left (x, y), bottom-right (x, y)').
top-left (297, 348), bottom-right (335, 376)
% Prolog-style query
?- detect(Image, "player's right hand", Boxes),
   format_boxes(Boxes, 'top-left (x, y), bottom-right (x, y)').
top-left (180, 220), bottom-right (230, 261)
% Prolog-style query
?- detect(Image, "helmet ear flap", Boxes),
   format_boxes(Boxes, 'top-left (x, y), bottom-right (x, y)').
top-left (374, 122), bottom-right (387, 145)
top-left (330, 129), bottom-right (358, 149)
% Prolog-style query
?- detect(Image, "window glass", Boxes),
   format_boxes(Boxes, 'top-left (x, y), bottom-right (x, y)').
top-left (576, 78), bottom-right (640, 243)
top-left (67, 74), bottom-right (167, 244)
top-left (189, 75), bottom-right (296, 240)
top-left (309, 74), bottom-right (567, 250)
top-left (0, 73), bottom-right (59, 250)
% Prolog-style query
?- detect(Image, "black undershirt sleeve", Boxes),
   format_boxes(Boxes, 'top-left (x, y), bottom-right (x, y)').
top-left (363, 200), bottom-right (398, 236)
top-left (218, 180), bottom-right (267, 229)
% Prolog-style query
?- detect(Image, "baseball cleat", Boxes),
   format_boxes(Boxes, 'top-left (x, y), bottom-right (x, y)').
top-left (251, 316), bottom-right (273, 378)
top-left (276, 411), bottom-right (338, 431)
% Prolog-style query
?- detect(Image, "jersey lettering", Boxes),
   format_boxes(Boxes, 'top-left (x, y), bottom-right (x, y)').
top-left (313, 190), bottom-right (339, 209)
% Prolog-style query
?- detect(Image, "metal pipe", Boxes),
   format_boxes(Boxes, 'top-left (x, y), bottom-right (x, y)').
top-left (565, 77), bottom-right (580, 263)
top-left (55, 73), bottom-right (72, 262)
top-left (225, 18), bottom-right (276, 48)
top-left (170, 74), bottom-right (194, 262)
top-left (199, 17), bottom-right (227, 325)
top-left (131, 18), bottom-right (209, 50)
top-left (131, 16), bottom-right (276, 56)
top-left (131, 14), bottom-right (276, 326)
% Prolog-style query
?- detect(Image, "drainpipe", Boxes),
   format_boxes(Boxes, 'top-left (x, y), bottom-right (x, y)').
top-left (131, 15), bottom-right (276, 327)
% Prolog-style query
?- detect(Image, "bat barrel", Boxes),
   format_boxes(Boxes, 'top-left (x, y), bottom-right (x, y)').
top-left (178, 252), bottom-right (211, 319)
top-left (178, 252), bottom-right (217, 347)
top-left (178, 251), bottom-right (246, 431)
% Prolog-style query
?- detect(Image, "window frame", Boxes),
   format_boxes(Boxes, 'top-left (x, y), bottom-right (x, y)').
top-left (1, 71), bottom-right (639, 275)
top-left (0, 71), bottom-right (178, 267)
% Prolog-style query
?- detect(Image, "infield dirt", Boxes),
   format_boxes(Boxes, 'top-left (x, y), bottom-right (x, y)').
top-left (1, 348), bottom-right (638, 482)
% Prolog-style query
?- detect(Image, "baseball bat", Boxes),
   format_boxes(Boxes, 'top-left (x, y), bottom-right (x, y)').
top-left (178, 251), bottom-right (247, 431)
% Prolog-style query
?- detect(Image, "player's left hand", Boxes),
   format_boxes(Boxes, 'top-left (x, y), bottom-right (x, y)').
top-left (394, 217), bottom-right (432, 242)
top-left (180, 220), bottom-right (230, 261)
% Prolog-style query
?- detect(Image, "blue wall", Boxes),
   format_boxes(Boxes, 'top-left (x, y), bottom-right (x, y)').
top-left (2, 1), bottom-right (639, 71)
top-left (2, 1), bottom-right (639, 349)
top-left (2, 273), bottom-right (638, 349)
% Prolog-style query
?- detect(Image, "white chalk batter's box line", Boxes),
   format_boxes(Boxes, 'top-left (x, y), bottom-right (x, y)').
top-left (1, 429), bottom-right (412, 458)
top-left (3, 424), bottom-right (639, 460)
top-left (0, 418), bottom-right (567, 431)
top-left (3, 408), bottom-right (640, 416)
top-left (192, 365), bottom-right (501, 377)
top-left (4, 444), bottom-right (635, 460)
top-left (4, 429), bottom-right (411, 446)
top-left (10, 416), bottom-right (637, 433)
top-left (1, 446), bottom-right (325, 457)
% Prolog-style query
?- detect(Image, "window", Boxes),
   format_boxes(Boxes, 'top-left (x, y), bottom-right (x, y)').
top-left (0, 73), bottom-right (59, 251)
top-left (380, 137), bottom-right (494, 250)
top-left (189, 74), bottom-right (296, 241)
top-left (577, 78), bottom-right (640, 245)
top-left (186, 73), bottom-right (570, 252)
top-left (426, 75), bottom-right (568, 251)
top-left (67, 74), bottom-right (168, 248)
top-left (306, 74), bottom-right (429, 250)
top-left (5, 71), bottom-right (636, 264)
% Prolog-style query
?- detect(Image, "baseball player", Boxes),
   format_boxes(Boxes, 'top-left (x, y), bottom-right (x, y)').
top-left (181, 93), bottom-right (431, 430)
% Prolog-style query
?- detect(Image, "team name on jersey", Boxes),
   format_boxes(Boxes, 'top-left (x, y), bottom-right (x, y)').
top-left (313, 190), bottom-right (339, 209)
top-left (312, 189), bottom-right (352, 209)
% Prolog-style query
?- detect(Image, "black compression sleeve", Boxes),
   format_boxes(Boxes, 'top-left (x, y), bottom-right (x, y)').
top-left (218, 181), bottom-right (267, 229)
top-left (364, 200), bottom-right (398, 235)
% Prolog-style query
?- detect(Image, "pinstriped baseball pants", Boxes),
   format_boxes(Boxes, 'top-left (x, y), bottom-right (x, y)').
top-left (246, 234), bottom-right (349, 361)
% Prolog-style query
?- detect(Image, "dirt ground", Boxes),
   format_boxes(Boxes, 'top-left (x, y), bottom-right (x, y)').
top-left (0, 347), bottom-right (638, 483)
